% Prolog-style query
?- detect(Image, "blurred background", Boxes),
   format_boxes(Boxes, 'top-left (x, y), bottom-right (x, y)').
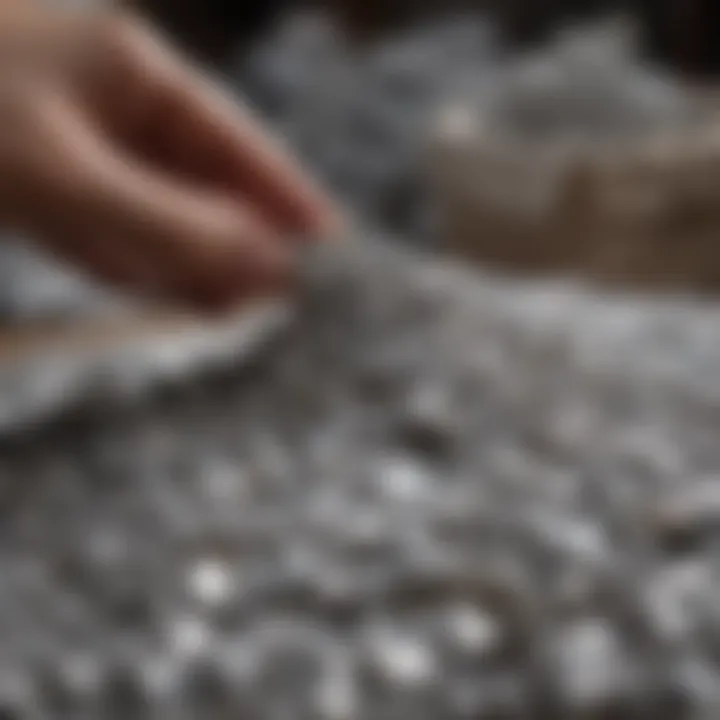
top-left (133, 0), bottom-right (720, 290)
top-left (6, 0), bottom-right (720, 324)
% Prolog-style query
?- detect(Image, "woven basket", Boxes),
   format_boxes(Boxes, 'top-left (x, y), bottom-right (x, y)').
top-left (427, 29), bottom-right (720, 292)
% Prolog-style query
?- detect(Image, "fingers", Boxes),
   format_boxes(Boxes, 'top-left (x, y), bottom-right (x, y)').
top-left (26, 94), bottom-right (292, 310)
top-left (101, 18), bottom-right (344, 240)
top-left (153, 74), bottom-right (344, 239)
top-left (3, 11), bottom-right (338, 311)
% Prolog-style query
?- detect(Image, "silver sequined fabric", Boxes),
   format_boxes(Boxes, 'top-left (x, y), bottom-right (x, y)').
top-left (1, 238), bottom-right (720, 718)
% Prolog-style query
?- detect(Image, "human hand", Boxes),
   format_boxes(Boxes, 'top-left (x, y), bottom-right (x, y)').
top-left (0, 2), bottom-right (341, 310)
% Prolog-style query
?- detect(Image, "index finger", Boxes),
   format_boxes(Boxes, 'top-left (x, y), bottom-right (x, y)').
top-left (191, 85), bottom-right (343, 237)
top-left (127, 26), bottom-right (345, 238)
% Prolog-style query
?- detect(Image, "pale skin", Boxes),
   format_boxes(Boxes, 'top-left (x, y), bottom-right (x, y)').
top-left (0, 1), bottom-right (342, 311)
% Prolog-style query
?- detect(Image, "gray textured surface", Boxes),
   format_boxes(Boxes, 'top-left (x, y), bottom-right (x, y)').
top-left (1, 238), bottom-right (720, 717)
top-left (0, 238), bottom-right (124, 326)
top-left (0, 301), bottom-right (290, 435)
